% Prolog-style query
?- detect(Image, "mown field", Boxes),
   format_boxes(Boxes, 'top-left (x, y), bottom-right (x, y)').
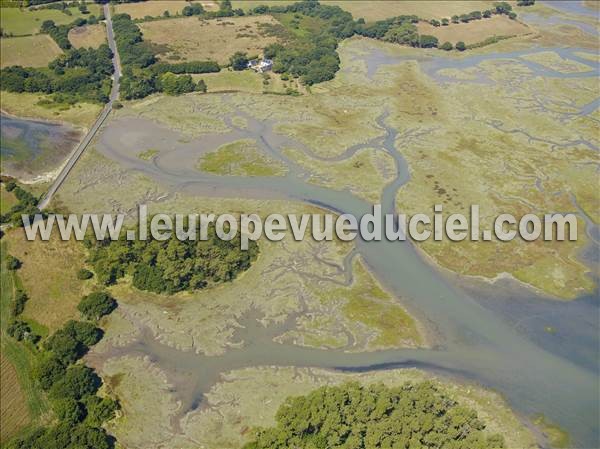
top-left (0, 243), bottom-right (50, 443)
top-left (193, 69), bottom-right (303, 94)
top-left (417, 15), bottom-right (531, 46)
top-left (0, 352), bottom-right (30, 443)
top-left (113, 0), bottom-right (218, 19)
top-left (0, 34), bottom-right (62, 68)
top-left (68, 23), bottom-right (106, 49)
top-left (139, 15), bottom-right (282, 65)
top-left (0, 4), bottom-right (101, 36)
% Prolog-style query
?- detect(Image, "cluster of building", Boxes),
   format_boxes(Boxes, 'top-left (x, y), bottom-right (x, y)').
top-left (247, 58), bottom-right (273, 73)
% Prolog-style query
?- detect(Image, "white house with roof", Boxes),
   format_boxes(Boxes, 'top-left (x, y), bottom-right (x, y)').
top-left (247, 58), bottom-right (273, 73)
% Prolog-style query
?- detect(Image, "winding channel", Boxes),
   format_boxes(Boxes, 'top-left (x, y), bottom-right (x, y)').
top-left (6, 43), bottom-right (598, 446)
top-left (93, 45), bottom-right (599, 447)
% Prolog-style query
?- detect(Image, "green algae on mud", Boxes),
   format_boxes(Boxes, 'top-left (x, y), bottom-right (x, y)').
top-left (197, 139), bottom-right (288, 177)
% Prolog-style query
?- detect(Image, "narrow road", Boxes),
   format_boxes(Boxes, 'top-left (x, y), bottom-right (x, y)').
top-left (38, 4), bottom-right (120, 210)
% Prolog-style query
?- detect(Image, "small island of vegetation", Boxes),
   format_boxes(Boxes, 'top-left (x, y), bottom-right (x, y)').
top-left (244, 381), bottom-right (506, 449)
top-left (86, 224), bottom-right (259, 294)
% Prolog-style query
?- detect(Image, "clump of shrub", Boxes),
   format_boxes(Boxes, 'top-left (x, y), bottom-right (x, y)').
top-left (77, 291), bottom-right (117, 321)
top-left (77, 269), bottom-right (94, 280)
top-left (6, 254), bottom-right (21, 270)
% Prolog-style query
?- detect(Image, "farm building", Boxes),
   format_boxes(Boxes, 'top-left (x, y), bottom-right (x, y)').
top-left (248, 58), bottom-right (273, 73)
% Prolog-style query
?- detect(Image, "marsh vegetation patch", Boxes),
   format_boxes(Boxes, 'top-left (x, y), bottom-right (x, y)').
top-left (197, 139), bottom-right (287, 177)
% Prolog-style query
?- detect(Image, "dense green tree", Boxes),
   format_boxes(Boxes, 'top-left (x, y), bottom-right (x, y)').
top-left (52, 398), bottom-right (86, 426)
top-left (182, 2), bottom-right (204, 16)
top-left (63, 320), bottom-right (104, 346)
top-left (7, 423), bottom-right (113, 449)
top-left (34, 354), bottom-right (67, 390)
top-left (230, 52), bottom-right (249, 71)
top-left (383, 23), bottom-right (419, 46)
top-left (419, 34), bottom-right (439, 48)
top-left (219, 0), bottom-right (234, 16)
top-left (456, 41), bottom-right (467, 51)
top-left (158, 72), bottom-right (197, 95)
top-left (77, 291), bottom-right (117, 320)
top-left (12, 289), bottom-right (28, 316)
top-left (494, 2), bottom-right (513, 14)
top-left (119, 67), bottom-right (156, 100)
top-left (49, 365), bottom-right (101, 401)
top-left (87, 225), bottom-right (259, 294)
top-left (7, 320), bottom-right (33, 342)
top-left (69, 425), bottom-right (113, 449)
top-left (151, 60), bottom-right (220, 75)
top-left (83, 395), bottom-right (119, 427)
top-left (244, 382), bottom-right (505, 449)
top-left (44, 330), bottom-right (82, 364)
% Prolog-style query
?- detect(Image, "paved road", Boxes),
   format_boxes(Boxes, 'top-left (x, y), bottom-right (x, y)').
top-left (38, 4), bottom-right (120, 210)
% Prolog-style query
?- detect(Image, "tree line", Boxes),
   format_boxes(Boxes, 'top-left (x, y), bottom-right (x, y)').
top-left (243, 381), bottom-right (506, 449)
top-left (0, 180), bottom-right (40, 228)
top-left (3, 250), bottom-right (119, 449)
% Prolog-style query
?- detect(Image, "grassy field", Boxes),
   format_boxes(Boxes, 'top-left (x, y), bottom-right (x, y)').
top-left (4, 231), bottom-right (91, 333)
top-left (0, 352), bottom-right (30, 443)
top-left (195, 70), bottom-right (263, 92)
top-left (0, 5), bottom-right (101, 36)
top-left (68, 23), bottom-right (106, 49)
top-left (0, 92), bottom-right (102, 129)
top-left (417, 15), bottom-right (531, 45)
top-left (1, 184), bottom-right (18, 215)
top-left (0, 243), bottom-right (50, 443)
top-left (0, 34), bottom-right (62, 68)
top-left (113, 0), bottom-right (218, 19)
top-left (139, 15), bottom-right (281, 64)
top-left (194, 69), bottom-right (303, 94)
